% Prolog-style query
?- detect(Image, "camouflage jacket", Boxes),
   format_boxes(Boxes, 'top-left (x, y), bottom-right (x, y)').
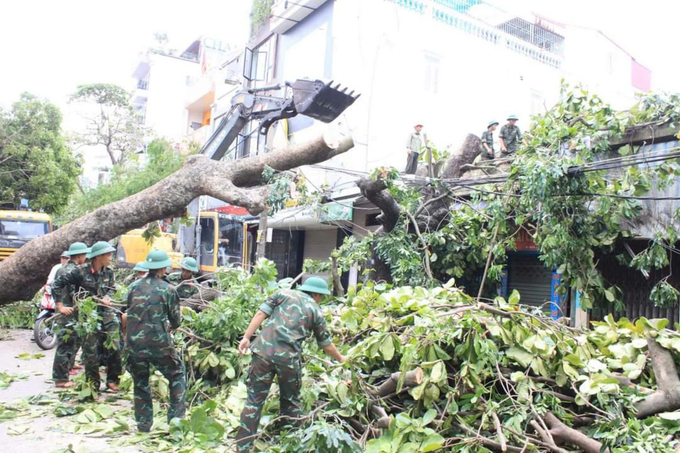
top-left (481, 130), bottom-right (495, 155)
top-left (123, 274), bottom-right (142, 287)
top-left (167, 272), bottom-right (200, 300)
top-left (53, 261), bottom-right (78, 307)
top-left (499, 124), bottom-right (522, 150)
top-left (53, 263), bottom-right (116, 318)
top-left (251, 289), bottom-right (332, 365)
top-left (124, 274), bottom-right (181, 358)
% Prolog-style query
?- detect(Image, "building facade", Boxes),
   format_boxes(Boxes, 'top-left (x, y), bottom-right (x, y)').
top-left (201, 0), bottom-right (651, 281)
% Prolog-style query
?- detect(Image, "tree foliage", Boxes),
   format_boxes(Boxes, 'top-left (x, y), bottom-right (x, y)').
top-left (57, 138), bottom-right (185, 224)
top-left (0, 93), bottom-right (81, 213)
top-left (69, 83), bottom-right (145, 166)
top-left (362, 85), bottom-right (680, 310)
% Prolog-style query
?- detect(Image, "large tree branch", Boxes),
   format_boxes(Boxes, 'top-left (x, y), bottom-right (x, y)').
top-left (0, 133), bottom-right (354, 304)
top-left (356, 177), bottom-right (400, 234)
top-left (542, 412), bottom-right (607, 453)
top-left (635, 336), bottom-right (680, 418)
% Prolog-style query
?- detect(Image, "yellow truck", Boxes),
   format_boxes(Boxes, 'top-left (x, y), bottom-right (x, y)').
top-left (116, 212), bottom-right (252, 273)
top-left (0, 210), bottom-right (53, 261)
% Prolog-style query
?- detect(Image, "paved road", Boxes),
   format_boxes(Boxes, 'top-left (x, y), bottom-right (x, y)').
top-left (0, 329), bottom-right (138, 453)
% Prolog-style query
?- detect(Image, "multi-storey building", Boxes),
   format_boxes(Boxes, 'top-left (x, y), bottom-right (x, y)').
top-left (203, 0), bottom-right (651, 281)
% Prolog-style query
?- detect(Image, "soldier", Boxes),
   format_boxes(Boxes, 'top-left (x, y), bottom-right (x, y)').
top-left (234, 277), bottom-right (346, 452)
top-left (499, 114), bottom-right (522, 157)
top-left (123, 263), bottom-right (148, 286)
top-left (167, 257), bottom-right (200, 300)
top-left (53, 241), bottom-right (122, 393)
top-left (405, 123), bottom-right (425, 175)
top-left (123, 250), bottom-right (185, 433)
top-left (481, 120), bottom-right (498, 160)
top-left (52, 242), bottom-right (90, 388)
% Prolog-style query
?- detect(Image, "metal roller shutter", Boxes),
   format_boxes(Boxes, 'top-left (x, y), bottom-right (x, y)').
top-left (508, 254), bottom-right (553, 310)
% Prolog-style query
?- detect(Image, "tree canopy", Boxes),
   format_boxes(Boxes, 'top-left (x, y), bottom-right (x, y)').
top-left (0, 93), bottom-right (81, 213)
top-left (69, 83), bottom-right (145, 166)
top-left (56, 138), bottom-right (186, 224)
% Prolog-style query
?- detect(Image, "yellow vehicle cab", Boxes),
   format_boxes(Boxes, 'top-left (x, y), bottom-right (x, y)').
top-left (116, 229), bottom-right (183, 270)
top-left (0, 210), bottom-right (53, 261)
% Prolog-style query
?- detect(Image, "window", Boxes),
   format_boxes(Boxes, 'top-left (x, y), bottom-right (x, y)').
top-left (424, 54), bottom-right (440, 94)
top-left (0, 220), bottom-right (49, 240)
top-left (199, 217), bottom-right (216, 267)
top-left (217, 217), bottom-right (243, 266)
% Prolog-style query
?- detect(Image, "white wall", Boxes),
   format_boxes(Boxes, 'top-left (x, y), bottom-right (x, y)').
top-left (145, 55), bottom-right (199, 142)
top-left (562, 27), bottom-right (638, 110)
top-left (278, 0), bottom-right (565, 197)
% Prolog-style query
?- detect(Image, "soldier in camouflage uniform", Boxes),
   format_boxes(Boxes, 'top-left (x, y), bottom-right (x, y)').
top-left (234, 277), bottom-right (346, 452)
top-left (166, 257), bottom-right (200, 300)
top-left (53, 241), bottom-right (122, 393)
top-left (123, 262), bottom-right (148, 286)
top-left (481, 120), bottom-right (498, 160)
top-left (123, 250), bottom-right (185, 432)
top-left (52, 242), bottom-right (90, 388)
top-left (499, 114), bottom-right (522, 157)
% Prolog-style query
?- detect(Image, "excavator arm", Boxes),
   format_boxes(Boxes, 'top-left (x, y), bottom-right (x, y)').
top-left (200, 79), bottom-right (359, 161)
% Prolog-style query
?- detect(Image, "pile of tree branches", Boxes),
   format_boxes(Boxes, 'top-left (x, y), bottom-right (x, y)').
top-left (129, 261), bottom-right (680, 452)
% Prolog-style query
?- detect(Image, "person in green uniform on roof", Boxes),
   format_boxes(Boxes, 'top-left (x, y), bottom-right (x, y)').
top-left (499, 114), bottom-right (522, 157)
top-left (234, 277), bottom-right (346, 452)
top-left (481, 120), bottom-right (499, 160)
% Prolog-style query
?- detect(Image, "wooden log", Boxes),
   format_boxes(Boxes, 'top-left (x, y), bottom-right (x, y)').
top-left (368, 368), bottom-right (424, 397)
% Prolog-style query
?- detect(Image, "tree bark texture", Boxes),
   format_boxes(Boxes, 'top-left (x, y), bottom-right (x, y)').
top-left (635, 336), bottom-right (680, 418)
top-left (367, 368), bottom-right (424, 397)
top-left (0, 132), bottom-right (354, 305)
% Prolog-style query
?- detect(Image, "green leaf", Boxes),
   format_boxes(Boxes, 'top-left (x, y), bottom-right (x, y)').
top-left (604, 290), bottom-right (615, 302)
top-left (422, 409), bottom-right (437, 426)
top-left (508, 290), bottom-right (520, 305)
top-left (430, 361), bottom-right (445, 383)
top-left (381, 336), bottom-right (396, 361)
top-left (506, 347), bottom-right (533, 368)
top-left (420, 433), bottom-right (445, 452)
top-left (76, 409), bottom-right (99, 424)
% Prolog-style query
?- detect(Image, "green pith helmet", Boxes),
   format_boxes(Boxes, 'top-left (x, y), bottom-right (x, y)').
top-left (488, 120), bottom-right (499, 128)
top-left (86, 241), bottom-right (115, 259)
top-left (61, 251), bottom-right (70, 258)
top-left (298, 277), bottom-right (331, 296)
top-left (179, 257), bottom-right (199, 273)
top-left (507, 114), bottom-right (519, 121)
top-left (66, 242), bottom-right (90, 256)
top-left (141, 250), bottom-right (173, 270)
top-left (133, 262), bottom-right (147, 272)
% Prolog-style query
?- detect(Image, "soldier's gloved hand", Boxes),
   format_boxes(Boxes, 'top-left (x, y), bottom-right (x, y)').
top-left (59, 306), bottom-right (74, 316)
top-left (238, 338), bottom-right (250, 355)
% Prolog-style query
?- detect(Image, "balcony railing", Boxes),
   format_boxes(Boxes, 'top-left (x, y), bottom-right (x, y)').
top-left (137, 79), bottom-right (149, 90)
top-left (389, 0), bottom-right (564, 69)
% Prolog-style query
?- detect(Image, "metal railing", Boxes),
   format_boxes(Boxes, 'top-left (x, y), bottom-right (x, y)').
top-left (137, 79), bottom-right (149, 90)
top-left (389, 0), bottom-right (564, 69)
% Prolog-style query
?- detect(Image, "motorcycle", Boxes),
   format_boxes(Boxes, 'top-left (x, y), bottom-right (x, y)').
top-left (34, 284), bottom-right (58, 350)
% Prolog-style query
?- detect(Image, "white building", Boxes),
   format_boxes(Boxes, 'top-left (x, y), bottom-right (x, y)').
top-left (130, 37), bottom-right (232, 149)
top-left (205, 0), bottom-right (651, 279)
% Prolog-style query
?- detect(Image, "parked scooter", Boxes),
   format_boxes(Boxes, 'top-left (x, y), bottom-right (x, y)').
top-left (34, 284), bottom-right (57, 350)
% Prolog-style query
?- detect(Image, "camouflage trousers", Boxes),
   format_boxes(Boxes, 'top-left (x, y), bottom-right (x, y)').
top-left (501, 145), bottom-right (518, 157)
top-left (235, 354), bottom-right (302, 452)
top-left (82, 314), bottom-right (122, 390)
top-left (52, 317), bottom-right (81, 383)
top-left (127, 350), bottom-right (186, 432)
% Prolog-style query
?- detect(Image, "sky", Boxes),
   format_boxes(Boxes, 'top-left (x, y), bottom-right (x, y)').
top-left (0, 0), bottom-right (677, 114)
top-left (0, 0), bottom-right (251, 109)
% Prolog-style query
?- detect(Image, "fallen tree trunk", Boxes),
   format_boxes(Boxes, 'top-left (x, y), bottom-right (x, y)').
top-left (0, 132), bottom-right (354, 305)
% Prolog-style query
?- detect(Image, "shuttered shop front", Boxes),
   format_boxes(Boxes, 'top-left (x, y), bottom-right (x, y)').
top-left (508, 254), bottom-right (553, 310)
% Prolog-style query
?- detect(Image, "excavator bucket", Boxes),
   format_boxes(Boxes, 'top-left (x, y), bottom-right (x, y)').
top-left (291, 79), bottom-right (360, 123)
